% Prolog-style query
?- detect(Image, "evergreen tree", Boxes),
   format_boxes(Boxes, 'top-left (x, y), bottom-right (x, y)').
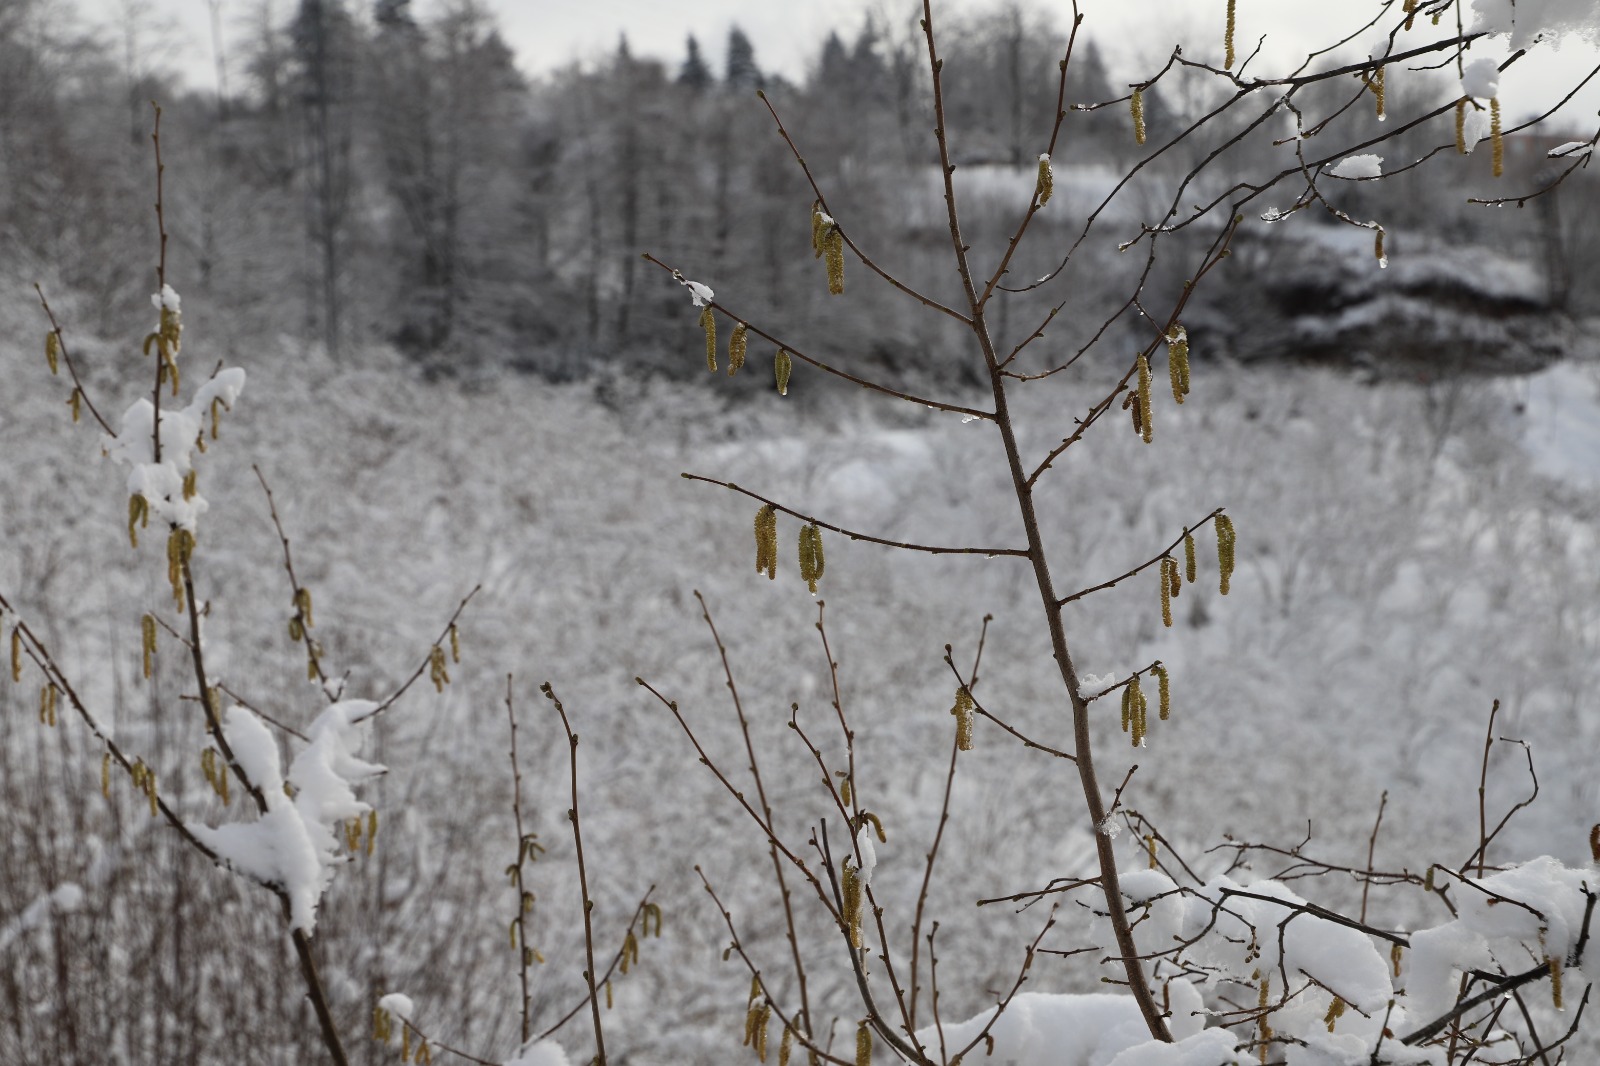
top-left (725, 25), bottom-right (763, 91)
top-left (678, 34), bottom-right (711, 90)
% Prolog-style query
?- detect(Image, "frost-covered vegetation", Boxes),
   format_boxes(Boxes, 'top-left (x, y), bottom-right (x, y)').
top-left (3, 1), bottom-right (1600, 1065)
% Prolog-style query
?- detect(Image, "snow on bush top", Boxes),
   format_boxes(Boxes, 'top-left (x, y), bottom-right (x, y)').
top-left (188, 700), bottom-right (384, 932)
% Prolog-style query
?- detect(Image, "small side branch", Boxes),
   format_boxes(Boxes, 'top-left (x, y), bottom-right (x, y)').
top-left (542, 683), bottom-right (607, 1065)
top-left (643, 254), bottom-right (991, 421)
top-left (1057, 510), bottom-right (1226, 606)
top-left (681, 473), bottom-right (1029, 558)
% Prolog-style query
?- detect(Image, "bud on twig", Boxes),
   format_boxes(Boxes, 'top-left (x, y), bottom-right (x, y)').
top-left (775, 349), bottom-right (792, 396)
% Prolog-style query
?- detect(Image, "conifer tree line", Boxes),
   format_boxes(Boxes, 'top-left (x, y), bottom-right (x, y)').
top-left (11, 0), bottom-right (1587, 381)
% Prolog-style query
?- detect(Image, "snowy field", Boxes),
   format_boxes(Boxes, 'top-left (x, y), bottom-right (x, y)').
top-left (2, 277), bottom-right (1596, 1062)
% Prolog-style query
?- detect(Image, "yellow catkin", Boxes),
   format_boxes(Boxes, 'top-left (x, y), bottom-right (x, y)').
top-left (1121, 684), bottom-right (1133, 733)
top-left (1036, 154), bottom-right (1054, 205)
top-left (842, 863), bottom-right (862, 947)
top-left (429, 645), bottom-right (449, 691)
top-left (45, 331), bottom-right (60, 375)
top-left (141, 613), bottom-right (156, 679)
top-left (69, 388), bottom-right (81, 423)
top-left (1258, 972), bottom-right (1272, 1064)
top-left (1146, 833), bottom-right (1158, 869)
top-left (1403, 0), bottom-right (1417, 30)
top-left (1216, 515), bottom-right (1236, 595)
top-left (754, 505), bottom-right (778, 579)
top-left (101, 752), bottom-right (111, 798)
top-left (1185, 531), bottom-right (1197, 584)
top-left (824, 228), bottom-right (845, 295)
top-left (296, 587), bottom-right (314, 629)
top-left (1373, 64), bottom-right (1385, 120)
top-left (1167, 327), bottom-right (1189, 404)
top-left (11, 627), bottom-right (21, 683)
top-left (1136, 353), bottom-right (1153, 444)
top-left (1325, 995), bottom-right (1346, 1031)
top-left (128, 495), bottom-right (147, 548)
top-left (798, 523), bottom-right (824, 594)
top-left (1225, 0), bottom-right (1237, 69)
top-left (1128, 675), bottom-right (1145, 747)
top-left (1164, 557), bottom-right (1181, 626)
top-left (775, 349), bottom-right (792, 396)
top-left (701, 307), bottom-right (718, 371)
top-left (1550, 954), bottom-right (1563, 1009)
top-left (756, 1002), bottom-right (772, 1061)
top-left (1374, 228), bottom-right (1386, 265)
top-left (1155, 664), bottom-right (1170, 720)
top-left (952, 686), bottom-right (974, 751)
top-left (729, 322), bottom-right (749, 376)
top-left (1455, 100), bottom-right (1468, 154)
top-left (1490, 97), bottom-right (1504, 177)
top-left (779, 1025), bottom-right (795, 1066)
top-left (856, 1022), bottom-right (872, 1066)
top-left (1131, 90), bottom-right (1146, 145)
top-left (812, 207), bottom-right (828, 258)
top-left (166, 528), bottom-right (194, 610)
top-left (1391, 943), bottom-right (1403, 978)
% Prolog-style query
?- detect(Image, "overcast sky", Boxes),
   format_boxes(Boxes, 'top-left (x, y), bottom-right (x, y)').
top-left (81, 0), bottom-right (1600, 125)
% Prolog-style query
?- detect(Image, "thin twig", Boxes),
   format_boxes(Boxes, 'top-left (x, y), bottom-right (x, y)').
top-left (680, 473), bottom-right (1029, 558)
top-left (541, 682), bottom-right (606, 1065)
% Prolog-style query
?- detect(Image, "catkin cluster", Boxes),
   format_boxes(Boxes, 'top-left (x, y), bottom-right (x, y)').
top-left (754, 505), bottom-right (778, 580)
top-left (1159, 556), bottom-right (1180, 627)
top-left (1122, 675), bottom-right (1149, 747)
top-left (812, 208), bottom-right (845, 295)
top-left (1167, 327), bottom-right (1190, 404)
top-left (200, 747), bottom-right (232, 806)
top-left (743, 978), bottom-right (773, 1061)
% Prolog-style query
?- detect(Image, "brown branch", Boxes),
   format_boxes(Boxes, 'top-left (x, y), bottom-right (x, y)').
top-left (919, 0), bottom-right (1171, 1040)
top-left (505, 677), bottom-right (533, 1046)
top-left (695, 591), bottom-right (813, 1039)
top-left (680, 473), bottom-right (1030, 558)
top-left (643, 255), bottom-right (991, 421)
top-left (31, 286), bottom-right (115, 436)
top-left (354, 586), bottom-right (482, 724)
top-left (1058, 511), bottom-right (1226, 606)
top-left (753, 91), bottom-right (971, 326)
top-left (254, 465), bottom-right (337, 697)
top-left (541, 682), bottom-right (607, 1065)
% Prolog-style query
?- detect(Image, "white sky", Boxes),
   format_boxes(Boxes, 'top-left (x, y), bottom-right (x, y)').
top-left (79, 1), bottom-right (1600, 127)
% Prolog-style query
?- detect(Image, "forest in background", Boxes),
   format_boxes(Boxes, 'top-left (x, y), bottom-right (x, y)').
top-left (5, 0), bottom-right (1597, 388)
